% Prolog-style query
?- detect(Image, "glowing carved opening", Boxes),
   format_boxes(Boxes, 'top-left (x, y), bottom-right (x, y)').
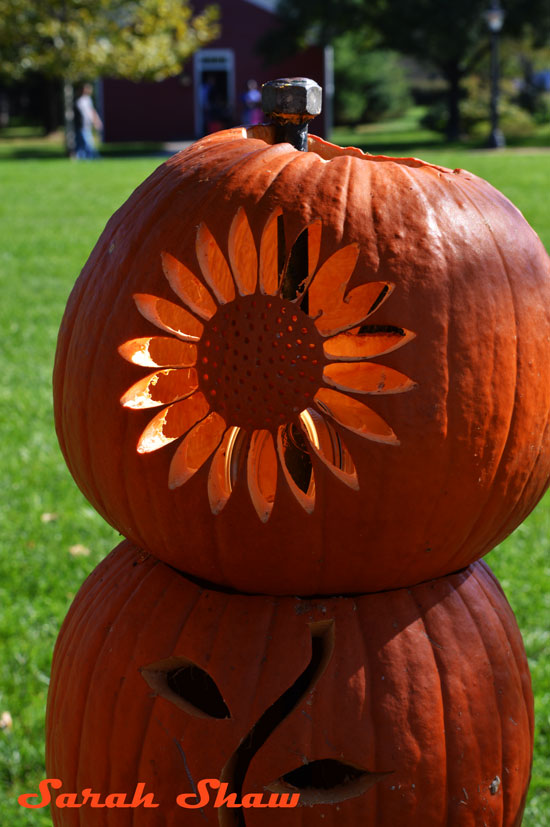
top-left (315, 387), bottom-right (399, 445)
top-left (247, 430), bottom-right (277, 522)
top-left (277, 423), bottom-right (315, 512)
top-left (118, 337), bottom-right (198, 369)
top-left (137, 392), bottom-right (210, 453)
top-left (208, 426), bottom-right (245, 514)
top-left (120, 208), bottom-right (417, 517)
top-left (299, 408), bottom-right (358, 489)
top-left (323, 326), bottom-right (416, 361)
top-left (279, 220), bottom-right (322, 312)
top-left (134, 294), bottom-right (204, 341)
top-left (197, 223), bottom-right (236, 304)
top-left (323, 361), bottom-right (417, 395)
top-left (168, 412), bottom-right (226, 488)
top-left (121, 368), bottom-right (198, 410)
top-left (229, 207), bottom-right (258, 296)
top-left (162, 251), bottom-right (217, 320)
top-left (259, 208), bottom-right (282, 296)
top-left (281, 226), bottom-right (308, 304)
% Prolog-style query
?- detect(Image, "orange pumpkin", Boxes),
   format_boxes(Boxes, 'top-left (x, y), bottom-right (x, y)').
top-left (46, 539), bottom-right (533, 826)
top-left (53, 125), bottom-right (550, 593)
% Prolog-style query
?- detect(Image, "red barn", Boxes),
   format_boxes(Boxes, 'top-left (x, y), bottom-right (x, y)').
top-left (100, 0), bottom-right (333, 142)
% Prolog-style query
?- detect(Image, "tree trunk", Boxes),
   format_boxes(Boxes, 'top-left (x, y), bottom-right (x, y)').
top-left (445, 64), bottom-right (462, 142)
top-left (0, 87), bottom-right (9, 129)
top-left (63, 79), bottom-right (76, 156)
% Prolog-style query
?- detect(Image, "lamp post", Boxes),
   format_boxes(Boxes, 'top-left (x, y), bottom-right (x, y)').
top-left (484, 0), bottom-right (505, 148)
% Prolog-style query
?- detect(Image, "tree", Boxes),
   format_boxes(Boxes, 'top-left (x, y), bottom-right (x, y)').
top-left (261, 0), bottom-right (550, 140)
top-left (0, 0), bottom-right (219, 151)
top-left (333, 33), bottom-right (411, 125)
top-left (369, 0), bottom-right (492, 140)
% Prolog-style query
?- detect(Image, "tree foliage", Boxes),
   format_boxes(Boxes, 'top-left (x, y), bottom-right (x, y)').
top-left (263, 0), bottom-right (550, 138)
top-left (0, 0), bottom-right (220, 83)
top-left (333, 34), bottom-right (411, 125)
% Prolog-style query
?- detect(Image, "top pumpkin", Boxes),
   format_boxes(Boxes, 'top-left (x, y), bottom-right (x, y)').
top-left (53, 125), bottom-right (550, 595)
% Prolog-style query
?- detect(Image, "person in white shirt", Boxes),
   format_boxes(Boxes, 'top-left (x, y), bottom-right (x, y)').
top-left (75, 84), bottom-right (103, 159)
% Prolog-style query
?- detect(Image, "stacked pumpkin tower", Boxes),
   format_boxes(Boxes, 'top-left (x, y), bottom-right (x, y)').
top-left (47, 79), bottom-right (550, 826)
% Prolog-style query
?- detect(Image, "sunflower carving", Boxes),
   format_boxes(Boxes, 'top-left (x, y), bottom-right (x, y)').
top-left (119, 208), bottom-right (416, 521)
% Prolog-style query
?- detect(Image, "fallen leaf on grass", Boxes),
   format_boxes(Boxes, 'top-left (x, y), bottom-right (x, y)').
top-left (69, 544), bottom-right (90, 557)
top-left (0, 711), bottom-right (13, 732)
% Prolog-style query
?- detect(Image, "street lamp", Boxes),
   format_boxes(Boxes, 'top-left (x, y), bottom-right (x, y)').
top-left (484, 0), bottom-right (505, 148)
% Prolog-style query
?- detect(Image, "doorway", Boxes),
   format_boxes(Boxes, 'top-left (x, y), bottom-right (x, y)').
top-left (194, 49), bottom-right (235, 137)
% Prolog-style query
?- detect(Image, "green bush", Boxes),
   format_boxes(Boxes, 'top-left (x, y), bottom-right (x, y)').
top-left (333, 34), bottom-right (412, 125)
top-left (462, 76), bottom-right (536, 139)
top-left (420, 100), bottom-right (453, 134)
top-left (532, 91), bottom-right (550, 124)
top-left (421, 75), bottom-right (537, 140)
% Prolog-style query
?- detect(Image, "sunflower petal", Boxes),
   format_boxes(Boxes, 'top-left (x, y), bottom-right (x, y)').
top-left (137, 392), bottom-right (210, 453)
top-left (228, 208), bottom-right (258, 296)
top-left (308, 243), bottom-right (394, 336)
top-left (299, 409), bottom-right (359, 490)
top-left (118, 337), bottom-right (197, 368)
top-left (323, 328), bottom-right (416, 361)
top-left (161, 251), bottom-right (217, 320)
top-left (259, 208), bottom-right (282, 296)
top-left (168, 412), bottom-right (227, 488)
top-left (133, 294), bottom-right (203, 341)
top-left (121, 368), bottom-right (198, 409)
top-left (247, 430), bottom-right (277, 522)
top-left (314, 283), bottom-right (394, 337)
top-left (308, 244), bottom-right (359, 314)
top-left (314, 387), bottom-right (399, 445)
top-left (207, 426), bottom-right (242, 514)
top-left (276, 424), bottom-right (315, 513)
top-left (196, 223), bottom-right (236, 304)
top-left (323, 362), bottom-right (417, 395)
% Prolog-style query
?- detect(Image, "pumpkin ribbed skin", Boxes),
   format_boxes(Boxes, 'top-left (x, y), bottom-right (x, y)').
top-left (53, 126), bottom-right (550, 594)
top-left (46, 539), bottom-right (533, 826)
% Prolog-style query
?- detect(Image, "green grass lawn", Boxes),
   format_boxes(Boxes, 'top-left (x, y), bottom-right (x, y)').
top-left (0, 139), bottom-right (549, 824)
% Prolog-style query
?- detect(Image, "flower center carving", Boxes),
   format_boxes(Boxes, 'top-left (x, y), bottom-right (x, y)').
top-left (119, 207), bottom-right (417, 520)
top-left (198, 296), bottom-right (324, 429)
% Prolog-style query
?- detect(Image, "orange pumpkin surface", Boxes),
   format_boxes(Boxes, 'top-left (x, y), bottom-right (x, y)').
top-left (53, 126), bottom-right (550, 593)
top-left (46, 539), bottom-right (533, 827)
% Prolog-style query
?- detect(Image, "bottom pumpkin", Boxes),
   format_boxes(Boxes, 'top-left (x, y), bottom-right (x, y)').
top-left (45, 540), bottom-right (533, 826)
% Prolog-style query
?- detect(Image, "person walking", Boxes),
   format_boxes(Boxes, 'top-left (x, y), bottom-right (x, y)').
top-left (74, 84), bottom-right (103, 159)
top-left (241, 79), bottom-right (262, 126)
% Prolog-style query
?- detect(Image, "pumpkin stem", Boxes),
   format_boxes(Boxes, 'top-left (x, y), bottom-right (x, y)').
top-left (261, 77), bottom-right (322, 151)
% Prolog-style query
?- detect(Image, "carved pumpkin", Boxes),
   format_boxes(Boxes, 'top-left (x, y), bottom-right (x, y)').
top-left (46, 539), bottom-right (533, 826)
top-left (53, 125), bottom-right (550, 593)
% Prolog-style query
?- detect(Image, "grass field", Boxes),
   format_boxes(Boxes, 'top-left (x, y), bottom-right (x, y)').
top-left (0, 137), bottom-right (549, 825)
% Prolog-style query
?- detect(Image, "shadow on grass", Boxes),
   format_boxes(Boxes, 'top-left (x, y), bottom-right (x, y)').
top-left (0, 147), bottom-right (66, 160)
top-left (100, 143), bottom-right (176, 158)
top-left (0, 143), bottom-right (178, 161)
